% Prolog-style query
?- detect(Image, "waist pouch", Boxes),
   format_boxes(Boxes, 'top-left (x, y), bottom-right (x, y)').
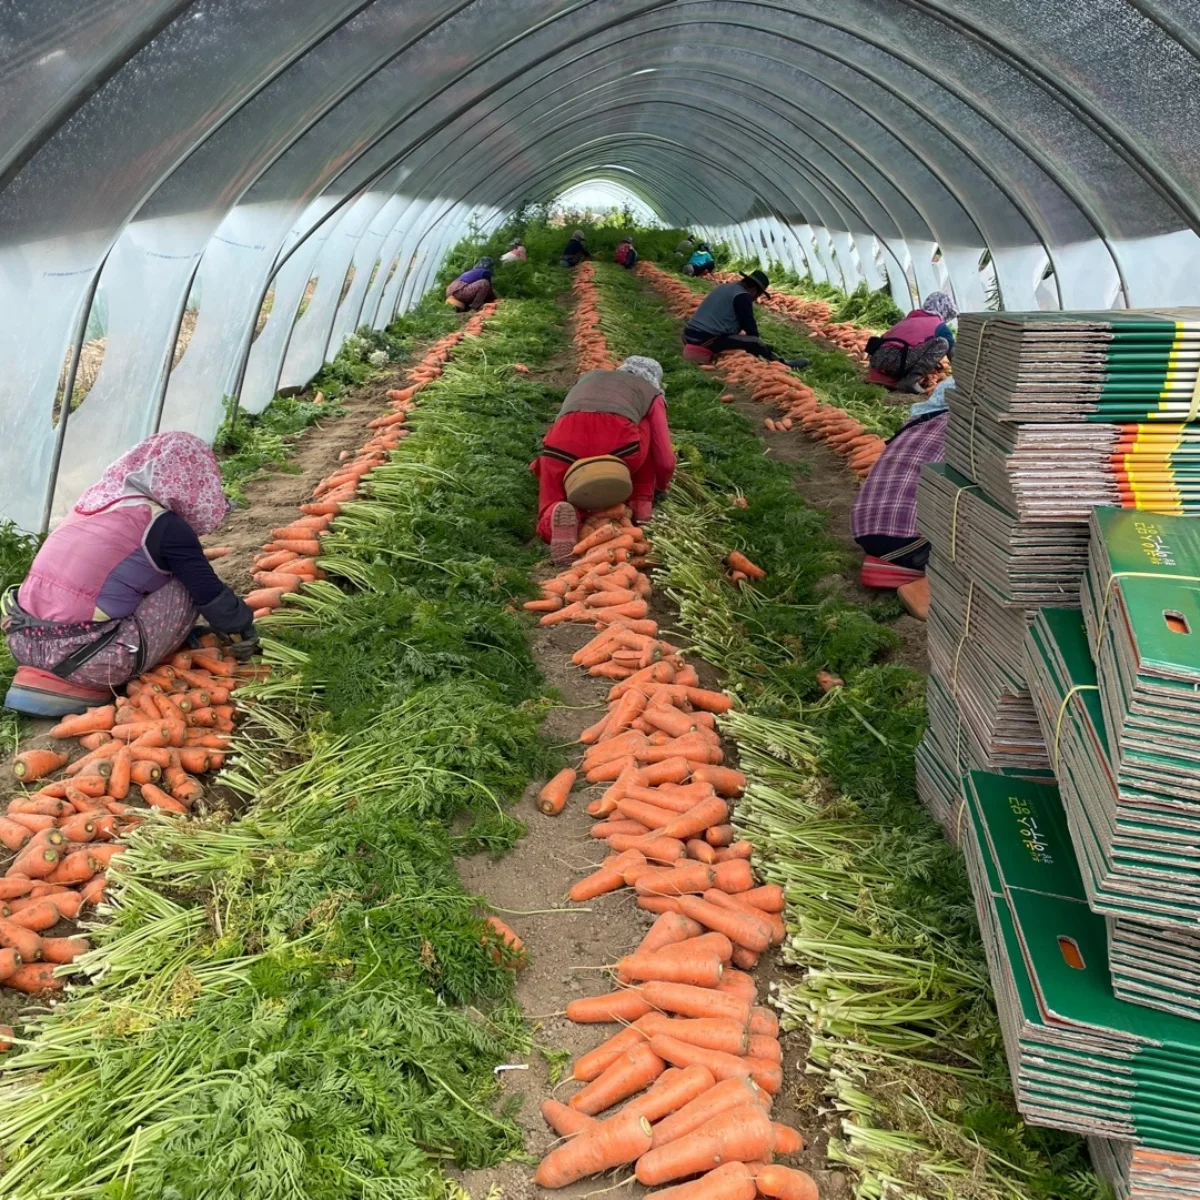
top-left (1, 587), bottom-right (135, 677)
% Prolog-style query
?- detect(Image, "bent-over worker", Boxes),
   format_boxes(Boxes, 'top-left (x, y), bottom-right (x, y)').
top-left (560, 229), bottom-right (590, 269)
top-left (684, 244), bottom-right (715, 277)
top-left (865, 292), bottom-right (957, 394)
top-left (2, 432), bottom-right (258, 716)
top-left (851, 382), bottom-right (953, 618)
top-left (531, 357), bottom-right (676, 563)
top-left (446, 257), bottom-right (495, 311)
top-left (500, 238), bottom-right (527, 263)
top-left (614, 237), bottom-right (638, 270)
top-left (682, 270), bottom-right (808, 369)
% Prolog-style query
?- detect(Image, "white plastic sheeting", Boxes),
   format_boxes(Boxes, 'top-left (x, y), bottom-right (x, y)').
top-left (4, 0), bottom-right (1200, 529)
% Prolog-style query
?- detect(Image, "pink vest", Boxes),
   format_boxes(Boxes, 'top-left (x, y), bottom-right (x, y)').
top-left (19, 502), bottom-right (167, 623)
top-left (865, 311), bottom-right (944, 385)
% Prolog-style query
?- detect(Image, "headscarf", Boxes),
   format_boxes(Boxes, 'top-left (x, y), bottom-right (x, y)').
top-left (921, 291), bottom-right (958, 322)
top-left (620, 236), bottom-right (633, 245)
top-left (74, 431), bottom-right (231, 536)
top-left (572, 229), bottom-right (585, 241)
top-left (618, 356), bottom-right (665, 398)
top-left (509, 238), bottom-right (523, 248)
top-left (476, 256), bottom-right (494, 271)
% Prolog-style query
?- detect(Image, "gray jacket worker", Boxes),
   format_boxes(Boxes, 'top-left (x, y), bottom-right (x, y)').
top-left (682, 270), bottom-right (808, 368)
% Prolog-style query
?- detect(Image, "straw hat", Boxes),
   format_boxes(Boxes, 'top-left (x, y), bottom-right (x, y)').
top-left (563, 456), bottom-right (633, 509)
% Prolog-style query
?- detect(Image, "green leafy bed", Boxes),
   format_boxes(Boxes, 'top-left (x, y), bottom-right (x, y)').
top-left (591, 262), bottom-right (1103, 1200)
top-left (0, 291), bottom-right (570, 1199)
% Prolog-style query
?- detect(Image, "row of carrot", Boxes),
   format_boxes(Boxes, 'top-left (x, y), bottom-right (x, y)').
top-left (636, 263), bottom-right (888, 482)
top-left (0, 643), bottom-right (261, 1003)
top-left (573, 262), bottom-right (617, 373)
top-left (510, 282), bottom-right (817, 1198)
top-left (0, 310), bottom-right (504, 1017)
top-left (245, 303), bottom-right (499, 616)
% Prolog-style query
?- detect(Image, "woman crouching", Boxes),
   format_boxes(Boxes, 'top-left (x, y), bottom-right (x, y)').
top-left (531, 357), bottom-right (676, 562)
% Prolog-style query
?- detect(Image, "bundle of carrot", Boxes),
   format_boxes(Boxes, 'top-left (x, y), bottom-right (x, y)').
top-left (245, 302), bottom-right (499, 617)
top-left (0, 639), bottom-right (259, 995)
top-left (636, 263), bottom-right (886, 481)
top-left (572, 263), bottom-right (617, 373)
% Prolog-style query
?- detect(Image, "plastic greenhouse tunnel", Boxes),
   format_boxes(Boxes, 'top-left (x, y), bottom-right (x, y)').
top-left (0, 4), bottom-right (1198, 1198)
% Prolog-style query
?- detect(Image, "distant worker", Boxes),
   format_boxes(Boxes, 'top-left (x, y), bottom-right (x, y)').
top-left (674, 234), bottom-right (696, 260)
top-left (2, 432), bottom-right (258, 716)
top-left (560, 229), bottom-right (590, 269)
top-left (501, 238), bottom-right (527, 263)
top-left (865, 292), bottom-right (957, 394)
top-left (531, 357), bottom-right (676, 562)
top-left (445, 257), bottom-right (495, 311)
top-left (850, 381), bottom-right (955, 619)
top-left (684, 243), bottom-right (715, 277)
top-left (682, 270), bottom-right (809, 369)
top-left (614, 237), bottom-right (638, 270)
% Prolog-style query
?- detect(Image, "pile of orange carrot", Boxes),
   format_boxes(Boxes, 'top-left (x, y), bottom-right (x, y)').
top-left (0, 640), bottom-right (261, 999)
top-left (514, 287), bottom-right (817, 1199)
top-left (246, 302), bottom-right (499, 616)
top-left (523, 516), bottom-right (815, 1197)
top-left (637, 263), bottom-right (886, 482)
top-left (572, 263), bottom-right (616, 374)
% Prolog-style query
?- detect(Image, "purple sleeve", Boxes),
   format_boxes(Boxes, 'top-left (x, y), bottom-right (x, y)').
top-left (646, 396), bottom-right (676, 491)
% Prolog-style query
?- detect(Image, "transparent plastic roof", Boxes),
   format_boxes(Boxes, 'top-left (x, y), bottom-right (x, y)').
top-left (4, 0), bottom-right (1200, 528)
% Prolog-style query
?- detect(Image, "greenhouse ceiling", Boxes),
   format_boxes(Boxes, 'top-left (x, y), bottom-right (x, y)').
top-left (4, 0), bottom-right (1200, 530)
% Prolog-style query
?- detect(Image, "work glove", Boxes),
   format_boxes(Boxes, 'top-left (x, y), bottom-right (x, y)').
top-left (224, 625), bottom-right (261, 662)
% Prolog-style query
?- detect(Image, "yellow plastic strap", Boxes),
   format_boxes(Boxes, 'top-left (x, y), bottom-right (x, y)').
top-left (968, 406), bottom-right (979, 479)
top-left (1098, 569), bottom-right (1200, 631)
top-left (951, 581), bottom-right (975, 695)
top-left (955, 798), bottom-right (968, 843)
top-left (948, 483), bottom-right (981, 563)
top-left (1053, 684), bottom-right (1099, 773)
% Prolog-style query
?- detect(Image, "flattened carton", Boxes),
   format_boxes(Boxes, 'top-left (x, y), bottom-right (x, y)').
top-left (963, 770), bottom-right (1200, 1151)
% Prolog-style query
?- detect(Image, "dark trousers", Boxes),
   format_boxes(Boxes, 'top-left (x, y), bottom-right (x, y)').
top-left (856, 534), bottom-right (930, 571)
top-left (683, 327), bottom-right (780, 362)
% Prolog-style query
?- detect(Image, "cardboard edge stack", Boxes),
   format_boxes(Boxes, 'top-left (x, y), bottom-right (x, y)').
top-left (917, 308), bottom-right (1200, 1198)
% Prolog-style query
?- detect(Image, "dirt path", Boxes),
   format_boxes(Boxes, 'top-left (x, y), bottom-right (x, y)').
top-left (733, 393), bottom-right (928, 676)
top-left (202, 382), bottom-right (400, 593)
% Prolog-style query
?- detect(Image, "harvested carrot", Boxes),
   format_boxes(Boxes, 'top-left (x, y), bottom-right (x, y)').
top-left (676, 894), bottom-right (772, 953)
top-left (106, 747), bottom-right (132, 800)
top-left (48, 706), bottom-right (116, 738)
top-left (9, 844), bottom-right (58, 880)
top-left (750, 1036), bottom-right (782, 1063)
top-left (615, 952), bottom-right (723, 989)
top-left (0, 817), bottom-right (31, 852)
top-left (39, 936), bottom-right (88, 965)
top-left (567, 1042), bottom-right (664, 1115)
top-left (637, 1104), bottom-right (775, 1185)
top-left (0, 948), bottom-right (20, 981)
top-left (711, 859), bottom-right (755, 894)
top-left (738, 884), bottom-right (785, 913)
top-left (484, 915), bottom-right (525, 966)
top-left (0, 919), bottom-right (42, 962)
top-left (532, 1108), bottom-right (652, 1189)
top-left (0, 879), bottom-right (34, 901)
top-left (724, 551), bottom-right (765, 581)
top-left (568, 864), bottom-right (626, 903)
top-left (12, 749), bottom-right (68, 782)
top-left (756, 1165), bottom-right (817, 1200)
top-left (650, 1033), bottom-right (752, 1084)
top-left (640, 980), bottom-right (752, 1025)
top-left (660, 797), bottom-right (730, 842)
top-left (43, 852), bottom-right (95, 888)
top-left (573, 1024), bottom-right (648, 1082)
top-left (705, 824), bottom-right (736, 847)
top-left (713, 841), bottom-right (753, 862)
top-left (751, 1006), bottom-right (780, 1038)
top-left (566, 989), bottom-right (651, 1024)
top-left (686, 838), bottom-right (717, 864)
top-left (649, 1162), bottom-right (756, 1200)
top-left (692, 766), bottom-right (746, 797)
top-left (4, 962), bottom-right (61, 993)
top-left (536, 767), bottom-right (575, 816)
top-left (540, 1098), bottom-right (598, 1138)
top-left (635, 911), bottom-right (703, 956)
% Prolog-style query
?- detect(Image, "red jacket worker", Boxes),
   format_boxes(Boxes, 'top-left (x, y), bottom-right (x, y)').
top-left (531, 356), bottom-right (676, 562)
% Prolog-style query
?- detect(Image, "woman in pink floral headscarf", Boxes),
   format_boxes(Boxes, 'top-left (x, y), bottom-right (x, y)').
top-left (2, 432), bottom-right (257, 716)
